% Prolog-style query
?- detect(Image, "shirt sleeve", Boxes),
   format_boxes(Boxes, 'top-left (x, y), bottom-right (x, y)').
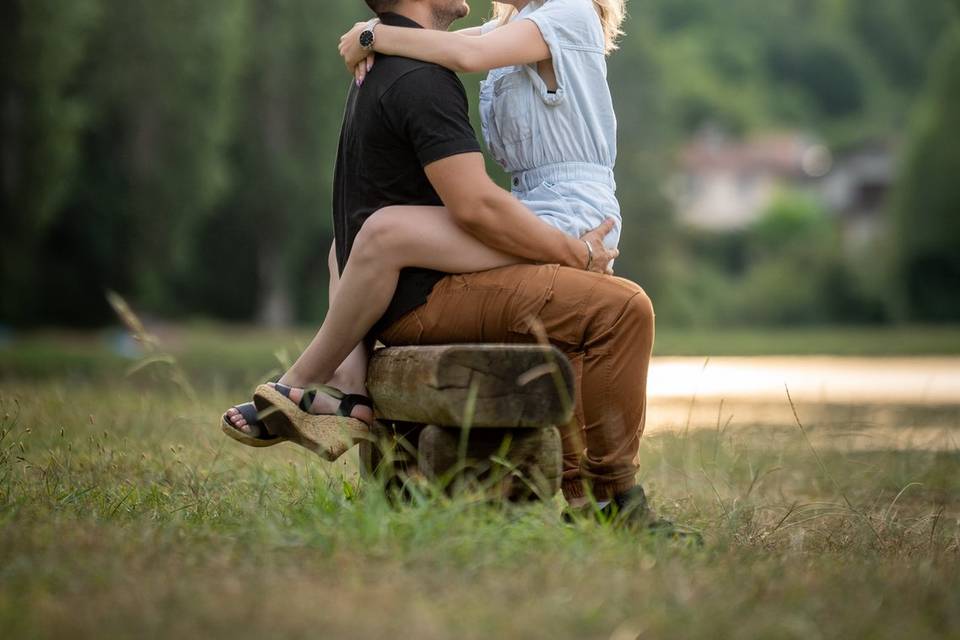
top-left (379, 66), bottom-right (481, 167)
top-left (524, 0), bottom-right (604, 49)
top-left (523, 0), bottom-right (605, 104)
top-left (480, 19), bottom-right (499, 35)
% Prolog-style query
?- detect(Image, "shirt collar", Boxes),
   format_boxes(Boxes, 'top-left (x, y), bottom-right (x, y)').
top-left (378, 12), bottom-right (424, 29)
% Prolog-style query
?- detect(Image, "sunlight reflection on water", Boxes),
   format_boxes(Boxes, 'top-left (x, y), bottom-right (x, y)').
top-left (645, 357), bottom-right (960, 450)
top-left (648, 357), bottom-right (960, 404)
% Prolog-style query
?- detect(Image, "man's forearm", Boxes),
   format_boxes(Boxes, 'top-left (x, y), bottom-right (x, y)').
top-left (424, 153), bottom-right (588, 268)
top-left (456, 188), bottom-right (587, 268)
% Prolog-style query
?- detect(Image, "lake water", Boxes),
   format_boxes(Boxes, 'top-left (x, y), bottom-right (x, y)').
top-left (645, 357), bottom-right (960, 451)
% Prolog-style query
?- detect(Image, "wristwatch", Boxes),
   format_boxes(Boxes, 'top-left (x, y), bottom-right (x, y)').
top-left (359, 18), bottom-right (380, 51)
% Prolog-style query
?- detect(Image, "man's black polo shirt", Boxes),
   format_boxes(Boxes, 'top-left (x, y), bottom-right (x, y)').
top-left (331, 12), bottom-right (481, 337)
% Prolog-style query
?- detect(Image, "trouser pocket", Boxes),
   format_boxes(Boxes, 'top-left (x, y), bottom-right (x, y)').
top-left (507, 282), bottom-right (553, 337)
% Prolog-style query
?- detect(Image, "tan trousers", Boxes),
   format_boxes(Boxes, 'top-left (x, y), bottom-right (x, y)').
top-left (379, 263), bottom-right (655, 501)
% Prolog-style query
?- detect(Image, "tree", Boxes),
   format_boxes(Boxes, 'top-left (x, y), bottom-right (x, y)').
top-left (0, 0), bottom-right (101, 324)
top-left (605, 9), bottom-right (678, 299)
top-left (847, 0), bottom-right (954, 94)
top-left (206, 0), bottom-right (368, 326)
top-left (890, 23), bottom-right (960, 321)
top-left (3, 0), bottom-right (956, 327)
top-left (82, 0), bottom-right (248, 315)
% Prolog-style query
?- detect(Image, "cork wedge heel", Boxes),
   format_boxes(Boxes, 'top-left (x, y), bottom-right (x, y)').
top-left (252, 383), bottom-right (373, 461)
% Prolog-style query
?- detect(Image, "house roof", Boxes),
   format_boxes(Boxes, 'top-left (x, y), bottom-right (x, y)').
top-left (679, 131), bottom-right (820, 177)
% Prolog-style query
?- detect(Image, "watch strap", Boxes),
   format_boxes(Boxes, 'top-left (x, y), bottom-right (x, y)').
top-left (360, 18), bottom-right (381, 50)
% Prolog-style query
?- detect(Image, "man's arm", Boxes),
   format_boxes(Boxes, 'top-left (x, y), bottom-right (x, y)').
top-left (381, 68), bottom-right (614, 271)
top-left (425, 152), bottom-right (593, 269)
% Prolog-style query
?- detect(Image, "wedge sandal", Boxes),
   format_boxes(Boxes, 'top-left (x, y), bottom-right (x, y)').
top-left (253, 382), bottom-right (373, 461)
top-left (220, 383), bottom-right (312, 448)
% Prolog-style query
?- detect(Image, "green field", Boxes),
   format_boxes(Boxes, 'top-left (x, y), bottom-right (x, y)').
top-left (1, 371), bottom-right (958, 638)
top-left (1, 328), bottom-right (959, 638)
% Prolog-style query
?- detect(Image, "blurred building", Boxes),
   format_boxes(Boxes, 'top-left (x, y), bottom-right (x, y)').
top-left (668, 128), bottom-right (833, 231)
top-left (819, 140), bottom-right (896, 251)
top-left (669, 129), bottom-right (896, 248)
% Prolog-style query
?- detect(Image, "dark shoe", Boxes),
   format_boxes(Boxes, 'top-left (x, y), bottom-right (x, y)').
top-left (564, 485), bottom-right (705, 545)
top-left (606, 485), bottom-right (657, 527)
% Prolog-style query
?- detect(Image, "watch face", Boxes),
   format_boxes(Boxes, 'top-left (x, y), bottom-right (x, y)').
top-left (359, 30), bottom-right (374, 48)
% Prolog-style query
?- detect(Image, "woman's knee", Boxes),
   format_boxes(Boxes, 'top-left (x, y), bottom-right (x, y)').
top-left (352, 209), bottom-right (404, 263)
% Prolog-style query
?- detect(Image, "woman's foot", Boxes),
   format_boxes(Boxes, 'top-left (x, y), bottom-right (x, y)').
top-left (222, 400), bottom-right (286, 448)
top-left (250, 380), bottom-right (372, 461)
top-left (267, 375), bottom-right (374, 426)
top-left (224, 383), bottom-right (315, 439)
top-left (225, 403), bottom-right (266, 437)
top-left (225, 373), bottom-right (372, 437)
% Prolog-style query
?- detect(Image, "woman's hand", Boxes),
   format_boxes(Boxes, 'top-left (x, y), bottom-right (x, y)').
top-left (339, 22), bottom-right (376, 86)
top-left (579, 218), bottom-right (619, 274)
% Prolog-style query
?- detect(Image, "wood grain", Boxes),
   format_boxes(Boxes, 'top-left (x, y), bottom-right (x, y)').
top-left (367, 344), bottom-right (575, 428)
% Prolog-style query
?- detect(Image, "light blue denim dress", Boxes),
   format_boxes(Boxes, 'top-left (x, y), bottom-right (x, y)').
top-left (479, 0), bottom-right (621, 251)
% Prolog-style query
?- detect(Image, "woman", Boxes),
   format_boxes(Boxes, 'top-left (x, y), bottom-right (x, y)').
top-left (222, 0), bottom-right (628, 462)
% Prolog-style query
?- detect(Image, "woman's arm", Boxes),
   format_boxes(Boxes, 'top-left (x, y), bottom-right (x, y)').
top-left (339, 19), bottom-right (549, 77)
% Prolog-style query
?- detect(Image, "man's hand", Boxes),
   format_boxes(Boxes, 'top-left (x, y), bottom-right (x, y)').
top-left (339, 22), bottom-right (375, 86)
top-left (424, 153), bottom-right (621, 271)
top-left (580, 219), bottom-right (620, 274)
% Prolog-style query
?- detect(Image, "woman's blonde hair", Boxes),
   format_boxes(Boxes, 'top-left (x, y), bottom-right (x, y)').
top-left (491, 0), bottom-right (626, 55)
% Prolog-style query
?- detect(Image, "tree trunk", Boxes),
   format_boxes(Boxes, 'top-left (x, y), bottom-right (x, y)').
top-left (257, 244), bottom-right (293, 327)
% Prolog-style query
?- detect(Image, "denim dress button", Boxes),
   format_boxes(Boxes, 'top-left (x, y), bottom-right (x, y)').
top-left (512, 177), bottom-right (520, 187)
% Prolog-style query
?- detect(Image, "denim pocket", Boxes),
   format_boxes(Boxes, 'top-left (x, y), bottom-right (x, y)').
top-left (492, 70), bottom-right (534, 145)
top-left (531, 180), bottom-right (577, 221)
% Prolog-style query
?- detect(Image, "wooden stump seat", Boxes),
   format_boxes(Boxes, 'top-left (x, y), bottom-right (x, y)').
top-left (359, 344), bottom-right (575, 500)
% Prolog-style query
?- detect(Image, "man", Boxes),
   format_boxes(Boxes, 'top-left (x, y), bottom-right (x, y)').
top-left (339, 0), bottom-right (657, 524)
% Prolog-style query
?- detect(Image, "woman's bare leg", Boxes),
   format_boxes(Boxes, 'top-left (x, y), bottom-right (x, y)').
top-left (276, 205), bottom-right (523, 410)
top-left (306, 244), bottom-right (375, 423)
top-left (226, 243), bottom-right (375, 432)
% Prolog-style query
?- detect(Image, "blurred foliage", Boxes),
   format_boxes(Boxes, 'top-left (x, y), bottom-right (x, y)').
top-left (737, 193), bottom-right (841, 325)
top-left (1, 0), bottom-right (102, 323)
top-left (659, 191), bottom-right (883, 327)
top-left (1, 0), bottom-right (958, 328)
top-left (890, 23), bottom-right (960, 322)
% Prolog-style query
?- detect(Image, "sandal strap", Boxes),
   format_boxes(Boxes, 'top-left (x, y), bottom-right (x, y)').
top-left (273, 382), bottom-right (320, 413)
top-left (314, 383), bottom-right (372, 419)
top-left (274, 382), bottom-right (294, 398)
top-left (299, 388), bottom-right (318, 413)
top-left (232, 402), bottom-right (278, 441)
top-left (235, 402), bottom-right (261, 424)
top-left (336, 393), bottom-right (373, 418)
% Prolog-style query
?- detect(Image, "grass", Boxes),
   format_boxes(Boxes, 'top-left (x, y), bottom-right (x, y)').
top-left (1, 371), bottom-right (958, 639)
top-left (651, 324), bottom-right (960, 357)
top-left (2, 323), bottom-right (960, 387)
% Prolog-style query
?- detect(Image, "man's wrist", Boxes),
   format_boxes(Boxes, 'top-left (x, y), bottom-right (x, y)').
top-left (564, 237), bottom-right (589, 269)
top-left (582, 239), bottom-right (594, 270)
